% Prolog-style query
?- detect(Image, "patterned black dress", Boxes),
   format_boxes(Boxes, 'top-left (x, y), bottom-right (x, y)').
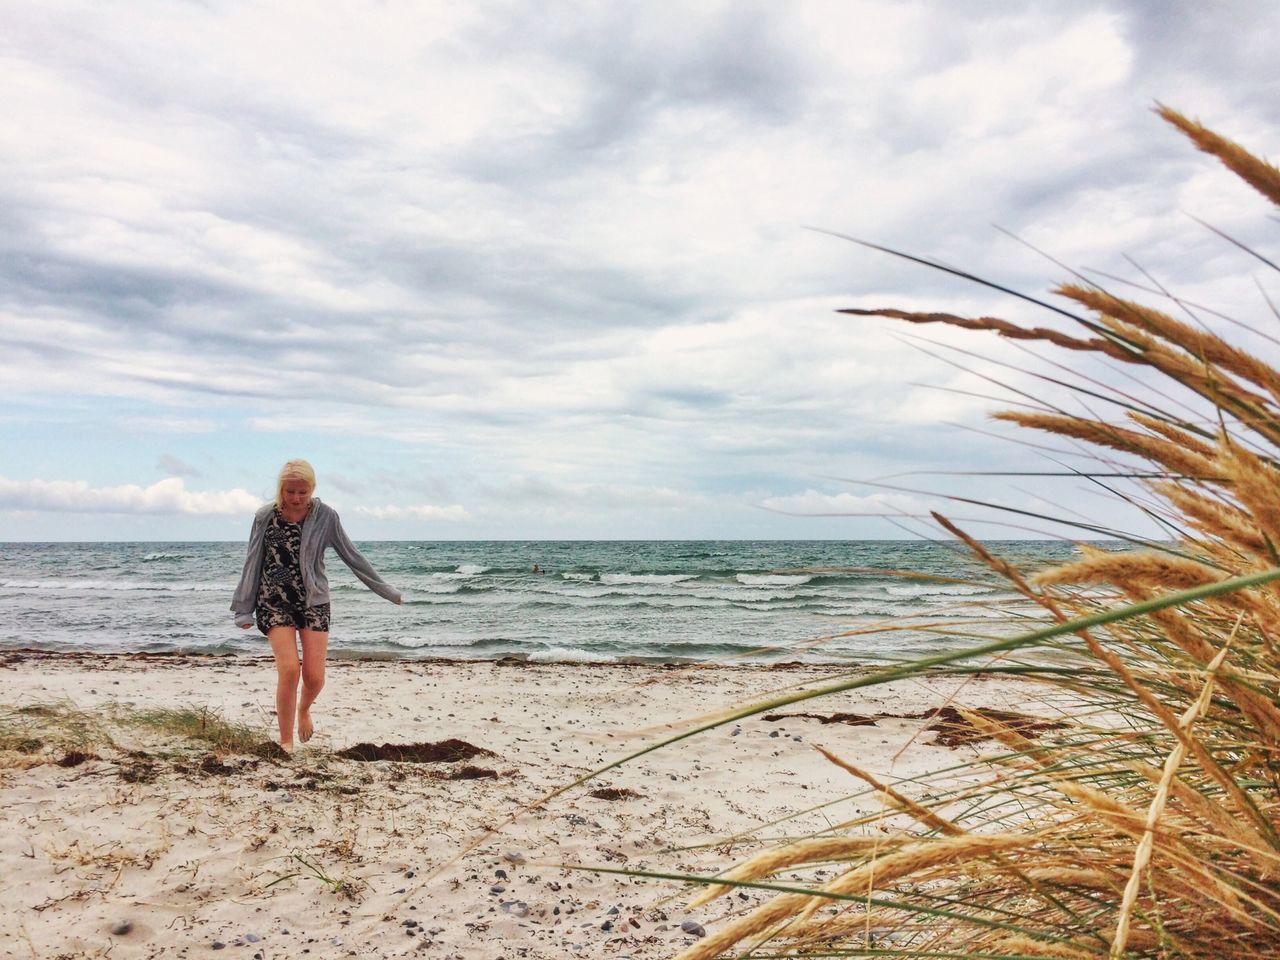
top-left (255, 507), bottom-right (331, 635)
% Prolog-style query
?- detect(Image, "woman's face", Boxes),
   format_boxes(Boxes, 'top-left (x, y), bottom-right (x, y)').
top-left (282, 478), bottom-right (313, 512)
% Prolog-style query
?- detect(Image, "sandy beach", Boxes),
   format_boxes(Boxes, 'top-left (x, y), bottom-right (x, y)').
top-left (2, 651), bottom-right (1047, 959)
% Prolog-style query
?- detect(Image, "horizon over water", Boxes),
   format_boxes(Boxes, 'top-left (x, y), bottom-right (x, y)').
top-left (1, 540), bottom-right (1104, 664)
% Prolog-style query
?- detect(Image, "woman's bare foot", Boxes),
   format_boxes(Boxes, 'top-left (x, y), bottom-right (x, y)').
top-left (298, 710), bottom-right (314, 743)
top-left (279, 740), bottom-right (295, 755)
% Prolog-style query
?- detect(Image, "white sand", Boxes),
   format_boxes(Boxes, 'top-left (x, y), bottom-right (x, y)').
top-left (1, 652), bottom-right (1044, 959)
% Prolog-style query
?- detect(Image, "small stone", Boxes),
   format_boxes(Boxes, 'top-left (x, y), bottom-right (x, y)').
top-left (495, 868), bottom-right (508, 879)
top-left (503, 851), bottom-right (526, 864)
top-left (405, 870), bottom-right (415, 878)
top-left (601, 921), bottom-right (613, 932)
top-left (607, 906), bottom-right (620, 916)
top-left (212, 943), bottom-right (226, 951)
top-left (111, 921), bottom-right (132, 936)
top-left (245, 933), bottom-right (260, 943)
top-left (511, 902), bottom-right (529, 918)
top-left (769, 730), bottom-right (779, 738)
top-left (730, 727), bottom-right (740, 736)
top-left (681, 920), bottom-right (706, 938)
top-left (490, 884), bottom-right (506, 894)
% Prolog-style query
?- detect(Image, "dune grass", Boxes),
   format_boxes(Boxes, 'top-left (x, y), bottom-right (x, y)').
top-left (0, 702), bottom-right (116, 762)
top-left (129, 705), bottom-right (265, 754)
top-left (0, 701), bottom-right (271, 765)
top-left (642, 107), bottom-right (1280, 959)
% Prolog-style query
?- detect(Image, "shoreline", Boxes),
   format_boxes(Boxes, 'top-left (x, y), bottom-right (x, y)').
top-left (0, 647), bottom-right (843, 668)
top-left (2, 651), bottom-right (1055, 958)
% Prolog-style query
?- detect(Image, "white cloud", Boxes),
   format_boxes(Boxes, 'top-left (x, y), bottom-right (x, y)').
top-left (0, 476), bottom-right (260, 515)
top-left (127, 417), bottom-right (219, 434)
top-left (354, 504), bottom-right (473, 522)
top-left (758, 489), bottom-right (931, 518)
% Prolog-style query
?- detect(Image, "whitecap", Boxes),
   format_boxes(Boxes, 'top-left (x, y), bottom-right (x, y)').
top-left (885, 582), bottom-right (994, 598)
top-left (599, 573), bottom-right (696, 585)
top-left (528, 647), bottom-right (616, 663)
top-left (736, 574), bottom-right (812, 587)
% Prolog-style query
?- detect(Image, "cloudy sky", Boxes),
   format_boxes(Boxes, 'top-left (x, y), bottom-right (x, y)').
top-left (3, 0), bottom-right (1278, 541)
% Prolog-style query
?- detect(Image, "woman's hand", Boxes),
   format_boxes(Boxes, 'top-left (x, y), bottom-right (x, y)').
top-left (239, 623), bottom-right (252, 629)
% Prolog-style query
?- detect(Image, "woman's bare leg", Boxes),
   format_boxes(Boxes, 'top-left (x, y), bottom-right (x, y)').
top-left (268, 627), bottom-right (302, 752)
top-left (296, 630), bottom-right (329, 743)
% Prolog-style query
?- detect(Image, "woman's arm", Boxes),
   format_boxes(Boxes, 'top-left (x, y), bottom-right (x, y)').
top-left (230, 511), bottom-right (268, 626)
top-left (331, 515), bottom-right (403, 605)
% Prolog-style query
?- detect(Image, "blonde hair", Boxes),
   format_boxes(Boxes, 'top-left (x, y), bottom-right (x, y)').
top-left (275, 459), bottom-right (316, 507)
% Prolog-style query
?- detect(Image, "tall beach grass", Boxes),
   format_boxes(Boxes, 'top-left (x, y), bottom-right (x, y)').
top-left (651, 108), bottom-right (1280, 958)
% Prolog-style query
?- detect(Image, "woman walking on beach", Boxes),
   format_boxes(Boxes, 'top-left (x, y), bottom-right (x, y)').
top-left (232, 460), bottom-right (402, 752)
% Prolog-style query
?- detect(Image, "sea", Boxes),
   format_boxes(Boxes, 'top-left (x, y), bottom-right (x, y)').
top-left (0, 540), bottom-right (1095, 665)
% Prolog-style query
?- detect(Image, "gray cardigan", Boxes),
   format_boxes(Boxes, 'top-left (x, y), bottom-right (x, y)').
top-left (231, 499), bottom-right (402, 628)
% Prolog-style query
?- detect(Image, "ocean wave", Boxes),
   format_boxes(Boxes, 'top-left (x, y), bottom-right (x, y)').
top-left (542, 580), bottom-right (794, 601)
top-left (555, 593), bottom-right (734, 610)
top-left (0, 578), bottom-right (225, 593)
top-left (417, 565), bottom-right (491, 581)
top-left (735, 573), bottom-right (812, 587)
top-left (551, 585), bottom-right (683, 600)
top-left (884, 582), bottom-right (996, 598)
top-left (598, 573), bottom-right (698, 586)
top-left (400, 583), bottom-right (464, 596)
top-left (376, 633), bottom-right (487, 648)
top-left (528, 646), bottom-right (617, 663)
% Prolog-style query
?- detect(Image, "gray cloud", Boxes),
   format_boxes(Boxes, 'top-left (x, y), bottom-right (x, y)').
top-left (157, 453), bottom-right (201, 478)
top-left (3, 0), bottom-right (1277, 538)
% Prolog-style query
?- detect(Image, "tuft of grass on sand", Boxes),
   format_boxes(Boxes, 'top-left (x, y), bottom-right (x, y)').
top-left (264, 849), bottom-right (366, 901)
top-left (0, 701), bottom-right (274, 768)
top-left (0, 702), bottom-right (116, 765)
top-left (127, 705), bottom-right (266, 754)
